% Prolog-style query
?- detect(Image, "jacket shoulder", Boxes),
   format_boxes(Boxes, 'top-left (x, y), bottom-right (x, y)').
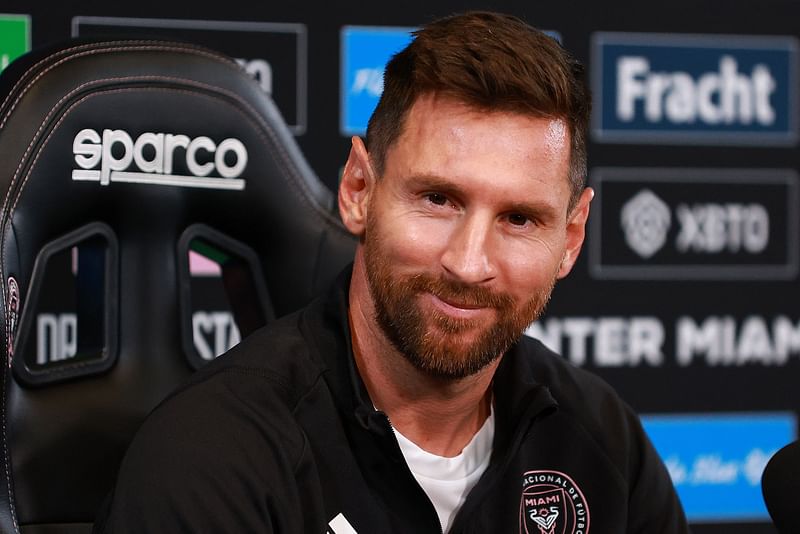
top-left (98, 312), bottom-right (325, 532)
top-left (515, 336), bottom-right (648, 468)
top-left (518, 336), bottom-right (626, 414)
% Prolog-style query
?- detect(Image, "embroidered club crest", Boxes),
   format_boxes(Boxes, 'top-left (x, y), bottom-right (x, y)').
top-left (519, 470), bottom-right (590, 534)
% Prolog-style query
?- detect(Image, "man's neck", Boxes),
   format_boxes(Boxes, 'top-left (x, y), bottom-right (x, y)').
top-left (348, 263), bottom-right (499, 458)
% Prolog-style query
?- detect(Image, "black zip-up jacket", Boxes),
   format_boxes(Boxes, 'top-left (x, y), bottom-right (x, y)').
top-left (96, 271), bottom-right (689, 533)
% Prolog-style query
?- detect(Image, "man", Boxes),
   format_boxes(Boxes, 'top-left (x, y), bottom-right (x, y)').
top-left (97, 11), bottom-right (688, 533)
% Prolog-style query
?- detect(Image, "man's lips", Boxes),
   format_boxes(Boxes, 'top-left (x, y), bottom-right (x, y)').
top-left (424, 292), bottom-right (493, 319)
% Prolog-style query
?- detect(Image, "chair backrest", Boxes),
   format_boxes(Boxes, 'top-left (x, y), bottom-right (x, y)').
top-left (0, 39), bottom-right (355, 533)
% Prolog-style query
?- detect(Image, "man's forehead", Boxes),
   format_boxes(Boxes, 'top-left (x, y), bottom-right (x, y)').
top-left (400, 94), bottom-right (570, 145)
top-left (544, 119), bottom-right (568, 160)
top-left (393, 95), bottom-right (571, 167)
top-left (380, 101), bottom-right (572, 209)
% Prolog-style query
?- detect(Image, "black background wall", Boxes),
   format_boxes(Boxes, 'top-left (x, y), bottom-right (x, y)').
top-left (3, 0), bottom-right (799, 531)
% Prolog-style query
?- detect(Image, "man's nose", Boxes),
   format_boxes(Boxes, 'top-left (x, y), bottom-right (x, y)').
top-left (440, 214), bottom-right (496, 284)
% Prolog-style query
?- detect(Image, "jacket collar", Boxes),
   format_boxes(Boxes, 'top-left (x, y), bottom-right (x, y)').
top-left (308, 265), bottom-right (380, 431)
top-left (308, 265), bottom-right (558, 444)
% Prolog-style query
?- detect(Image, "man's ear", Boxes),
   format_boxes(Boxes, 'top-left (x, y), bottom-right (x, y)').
top-left (338, 136), bottom-right (376, 237)
top-left (557, 187), bottom-right (594, 279)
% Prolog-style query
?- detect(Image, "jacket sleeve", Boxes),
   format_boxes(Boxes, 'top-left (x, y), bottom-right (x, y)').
top-left (93, 370), bottom-right (308, 533)
top-left (624, 412), bottom-right (691, 534)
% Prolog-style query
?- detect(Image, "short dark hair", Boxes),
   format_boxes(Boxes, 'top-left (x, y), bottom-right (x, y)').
top-left (366, 11), bottom-right (591, 211)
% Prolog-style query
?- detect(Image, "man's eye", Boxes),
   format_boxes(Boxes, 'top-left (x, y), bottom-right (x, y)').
top-left (508, 213), bottom-right (530, 226)
top-left (426, 193), bottom-right (448, 206)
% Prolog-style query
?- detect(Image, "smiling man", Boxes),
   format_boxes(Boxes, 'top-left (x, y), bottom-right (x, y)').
top-left (97, 12), bottom-right (688, 534)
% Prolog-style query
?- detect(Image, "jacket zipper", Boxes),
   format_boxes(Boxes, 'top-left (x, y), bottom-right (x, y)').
top-left (380, 411), bottom-right (445, 534)
top-left (448, 385), bottom-right (556, 533)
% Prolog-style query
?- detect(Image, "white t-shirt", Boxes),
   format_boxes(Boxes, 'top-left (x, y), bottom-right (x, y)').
top-left (393, 407), bottom-right (495, 533)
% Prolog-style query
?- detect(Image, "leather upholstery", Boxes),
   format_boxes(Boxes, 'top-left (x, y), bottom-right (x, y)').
top-left (0, 39), bottom-right (355, 532)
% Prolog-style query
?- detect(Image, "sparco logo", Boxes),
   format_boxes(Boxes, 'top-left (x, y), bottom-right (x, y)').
top-left (71, 128), bottom-right (247, 190)
top-left (620, 189), bottom-right (671, 258)
top-left (520, 471), bottom-right (589, 534)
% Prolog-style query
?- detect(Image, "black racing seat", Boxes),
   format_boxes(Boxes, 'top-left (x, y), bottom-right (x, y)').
top-left (0, 39), bottom-right (355, 533)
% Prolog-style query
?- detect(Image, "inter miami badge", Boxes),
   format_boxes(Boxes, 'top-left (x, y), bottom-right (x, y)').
top-left (519, 470), bottom-right (590, 534)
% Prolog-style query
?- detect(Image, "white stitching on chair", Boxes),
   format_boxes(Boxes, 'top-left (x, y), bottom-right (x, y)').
top-left (0, 73), bottom-right (353, 368)
top-left (0, 42), bottom-right (350, 528)
top-left (2, 81), bottom-right (345, 361)
top-left (0, 41), bottom-right (232, 125)
top-left (5, 76), bottom-right (351, 234)
top-left (0, 42), bottom-right (235, 534)
top-left (1, 372), bottom-right (19, 533)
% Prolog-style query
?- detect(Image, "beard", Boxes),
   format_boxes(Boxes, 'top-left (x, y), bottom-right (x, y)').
top-left (363, 212), bottom-right (557, 380)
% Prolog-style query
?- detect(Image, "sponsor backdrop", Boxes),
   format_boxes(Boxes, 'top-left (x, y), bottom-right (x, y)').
top-left (2, 0), bottom-right (799, 531)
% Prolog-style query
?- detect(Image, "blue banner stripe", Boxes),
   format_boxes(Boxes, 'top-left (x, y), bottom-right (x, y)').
top-left (340, 26), bottom-right (416, 136)
top-left (641, 412), bottom-right (796, 522)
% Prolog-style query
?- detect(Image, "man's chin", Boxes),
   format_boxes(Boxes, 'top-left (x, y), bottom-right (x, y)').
top-left (404, 346), bottom-right (503, 381)
top-left (402, 329), bottom-right (506, 378)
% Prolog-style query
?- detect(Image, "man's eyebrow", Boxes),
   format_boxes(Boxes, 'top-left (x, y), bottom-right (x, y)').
top-left (403, 174), bottom-right (460, 191)
top-left (404, 173), bottom-right (563, 219)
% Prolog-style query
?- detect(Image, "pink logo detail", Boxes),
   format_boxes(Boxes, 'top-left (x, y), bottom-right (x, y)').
top-left (519, 470), bottom-right (590, 534)
top-left (6, 276), bottom-right (19, 364)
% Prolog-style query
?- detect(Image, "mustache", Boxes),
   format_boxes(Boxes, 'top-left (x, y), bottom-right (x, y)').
top-left (405, 274), bottom-right (514, 309)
